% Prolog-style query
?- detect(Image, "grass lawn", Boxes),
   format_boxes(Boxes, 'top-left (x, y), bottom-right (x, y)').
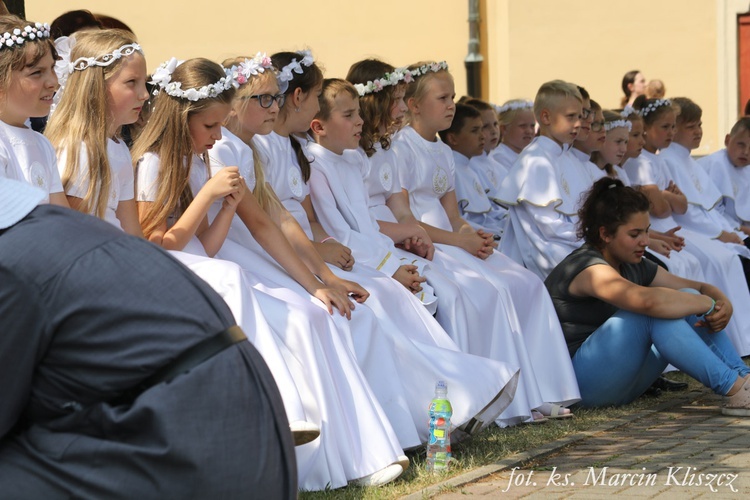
top-left (300, 371), bottom-right (707, 499)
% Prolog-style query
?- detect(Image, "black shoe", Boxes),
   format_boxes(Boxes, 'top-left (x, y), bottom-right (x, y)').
top-left (643, 385), bottom-right (662, 397)
top-left (653, 376), bottom-right (688, 392)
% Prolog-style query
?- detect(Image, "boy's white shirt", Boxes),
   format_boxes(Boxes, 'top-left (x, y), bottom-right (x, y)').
top-left (494, 135), bottom-right (582, 279)
top-left (660, 143), bottom-right (742, 239)
top-left (451, 150), bottom-right (507, 236)
top-left (469, 151), bottom-right (509, 205)
top-left (489, 142), bottom-right (519, 170)
top-left (699, 148), bottom-right (750, 225)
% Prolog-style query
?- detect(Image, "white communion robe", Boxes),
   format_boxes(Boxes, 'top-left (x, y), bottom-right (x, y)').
top-left (365, 143), bottom-right (545, 425)
top-left (392, 127), bottom-right (581, 421)
top-left (469, 150), bottom-right (510, 206)
top-left (660, 143), bottom-right (750, 257)
top-left (495, 136), bottom-right (584, 278)
top-left (245, 131), bottom-right (516, 440)
top-left (624, 149), bottom-right (750, 356)
top-left (451, 150), bottom-right (508, 236)
top-left (136, 151), bottom-right (405, 491)
top-left (699, 149), bottom-right (750, 228)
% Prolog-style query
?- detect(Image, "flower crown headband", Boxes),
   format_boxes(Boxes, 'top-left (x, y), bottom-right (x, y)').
top-left (0, 23), bottom-right (50, 49)
top-left (52, 36), bottom-right (144, 113)
top-left (603, 119), bottom-right (632, 132)
top-left (276, 50), bottom-right (315, 91)
top-left (404, 61), bottom-right (449, 81)
top-left (620, 105), bottom-right (637, 118)
top-left (150, 57), bottom-right (234, 101)
top-left (495, 100), bottom-right (533, 115)
top-left (353, 68), bottom-right (408, 97)
top-left (639, 99), bottom-right (672, 118)
top-left (225, 52), bottom-right (275, 87)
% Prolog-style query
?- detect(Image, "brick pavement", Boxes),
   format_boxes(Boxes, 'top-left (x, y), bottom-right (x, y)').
top-left (405, 390), bottom-right (750, 499)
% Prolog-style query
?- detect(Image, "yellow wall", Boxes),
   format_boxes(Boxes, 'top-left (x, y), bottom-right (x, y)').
top-left (486, 0), bottom-right (721, 153)
top-left (26, 0), bottom-right (472, 98)
top-left (25, 0), bottom-right (743, 152)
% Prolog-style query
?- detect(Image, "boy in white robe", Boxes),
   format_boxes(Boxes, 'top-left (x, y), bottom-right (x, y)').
top-left (439, 103), bottom-right (507, 237)
top-left (496, 80), bottom-right (586, 278)
top-left (700, 117), bottom-right (750, 233)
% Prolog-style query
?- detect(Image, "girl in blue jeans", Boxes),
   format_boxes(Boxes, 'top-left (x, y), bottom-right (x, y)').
top-left (545, 178), bottom-right (750, 414)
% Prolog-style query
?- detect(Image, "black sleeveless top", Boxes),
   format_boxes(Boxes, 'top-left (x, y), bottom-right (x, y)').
top-left (544, 244), bottom-right (658, 356)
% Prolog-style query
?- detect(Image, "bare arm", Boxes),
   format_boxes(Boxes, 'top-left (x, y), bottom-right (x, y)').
top-left (115, 199), bottom-right (145, 238)
top-left (49, 192), bottom-right (70, 208)
top-left (570, 263), bottom-right (729, 331)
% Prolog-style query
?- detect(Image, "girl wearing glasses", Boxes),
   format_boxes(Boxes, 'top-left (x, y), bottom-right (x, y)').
top-left (569, 99), bottom-right (606, 182)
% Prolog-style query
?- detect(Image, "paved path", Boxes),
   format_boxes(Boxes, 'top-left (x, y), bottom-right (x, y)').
top-left (406, 390), bottom-right (750, 499)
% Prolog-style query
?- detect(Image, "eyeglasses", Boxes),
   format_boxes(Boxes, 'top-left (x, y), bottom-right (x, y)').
top-left (591, 121), bottom-right (605, 132)
top-left (249, 93), bottom-right (286, 109)
top-left (581, 108), bottom-right (593, 120)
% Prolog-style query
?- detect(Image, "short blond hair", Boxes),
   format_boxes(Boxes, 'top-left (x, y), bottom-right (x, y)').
top-left (533, 80), bottom-right (582, 122)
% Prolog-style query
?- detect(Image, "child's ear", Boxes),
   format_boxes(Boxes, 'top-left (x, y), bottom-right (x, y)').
top-left (406, 96), bottom-right (418, 114)
top-left (539, 109), bottom-right (551, 126)
top-left (725, 133), bottom-right (731, 148)
top-left (310, 118), bottom-right (325, 137)
top-left (292, 87), bottom-right (304, 107)
top-left (445, 131), bottom-right (458, 148)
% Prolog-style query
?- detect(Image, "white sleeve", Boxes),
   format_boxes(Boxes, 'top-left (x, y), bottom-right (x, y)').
top-left (57, 144), bottom-right (90, 199)
top-left (512, 201), bottom-right (580, 276)
top-left (40, 135), bottom-right (64, 194)
top-left (308, 167), bottom-right (402, 277)
top-left (135, 154), bottom-right (161, 202)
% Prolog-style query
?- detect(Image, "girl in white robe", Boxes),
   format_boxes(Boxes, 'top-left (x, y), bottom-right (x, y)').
top-left (212, 56), bottom-right (516, 446)
top-left (132, 57), bottom-right (410, 490)
top-left (389, 63), bottom-right (580, 421)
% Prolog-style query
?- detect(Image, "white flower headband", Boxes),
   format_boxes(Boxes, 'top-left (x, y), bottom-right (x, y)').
top-left (150, 57), bottom-right (235, 101)
top-left (52, 36), bottom-right (144, 113)
top-left (0, 23), bottom-right (50, 49)
top-left (226, 52), bottom-right (274, 87)
top-left (353, 68), bottom-right (408, 97)
top-left (603, 119), bottom-right (632, 132)
top-left (620, 105), bottom-right (637, 118)
top-left (495, 100), bottom-right (533, 115)
top-left (639, 99), bottom-right (672, 118)
top-left (404, 61), bottom-right (448, 81)
top-left (276, 50), bottom-right (314, 86)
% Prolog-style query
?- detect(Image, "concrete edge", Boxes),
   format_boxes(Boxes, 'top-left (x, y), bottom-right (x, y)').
top-left (401, 390), bottom-right (706, 499)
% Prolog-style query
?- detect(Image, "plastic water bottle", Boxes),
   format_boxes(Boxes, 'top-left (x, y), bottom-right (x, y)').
top-left (426, 380), bottom-right (452, 472)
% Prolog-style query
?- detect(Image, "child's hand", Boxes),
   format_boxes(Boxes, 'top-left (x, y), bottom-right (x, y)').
top-left (222, 176), bottom-right (246, 210)
top-left (392, 264), bottom-right (426, 293)
top-left (327, 276), bottom-right (369, 304)
top-left (311, 284), bottom-right (356, 319)
top-left (718, 230), bottom-right (743, 245)
top-left (397, 226), bottom-right (435, 260)
top-left (665, 181), bottom-right (683, 196)
top-left (741, 225), bottom-right (750, 236)
top-left (317, 239), bottom-right (354, 271)
top-left (647, 238), bottom-right (670, 258)
top-left (206, 166), bottom-right (242, 201)
top-left (660, 226), bottom-right (685, 250)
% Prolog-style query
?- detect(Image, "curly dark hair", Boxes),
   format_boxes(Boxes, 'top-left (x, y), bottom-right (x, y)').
top-left (577, 178), bottom-right (651, 248)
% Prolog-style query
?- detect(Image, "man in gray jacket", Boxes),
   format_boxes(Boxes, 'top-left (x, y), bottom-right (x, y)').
top-left (0, 178), bottom-right (296, 499)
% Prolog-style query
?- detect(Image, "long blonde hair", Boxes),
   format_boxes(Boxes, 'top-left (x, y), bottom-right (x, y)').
top-left (46, 29), bottom-right (139, 219)
top-left (222, 56), bottom-right (279, 213)
top-left (131, 58), bottom-right (235, 238)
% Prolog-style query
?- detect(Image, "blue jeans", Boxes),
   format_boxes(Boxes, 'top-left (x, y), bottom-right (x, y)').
top-left (572, 295), bottom-right (750, 408)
